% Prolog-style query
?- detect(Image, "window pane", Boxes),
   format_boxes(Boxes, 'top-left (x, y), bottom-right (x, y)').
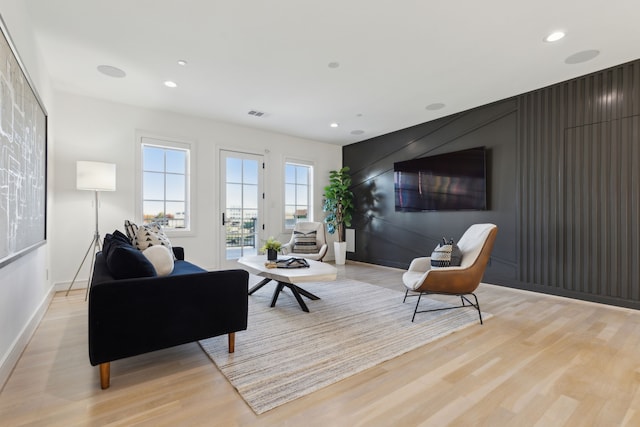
top-left (166, 174), bottom-right (185, 200)
top-left (143, 172), bottom-right (164, 200)
top-left (296, 184), bottom-right (308, 205)
top-left (285, 205), bottom-right (296, 228)
top-left (165, 201), bottom-right (186, 228)
top-left (226, 158), bottom-right (242, 183)
top-left (285, 184), bottom-right (296, 204)
top-left (295, 207), bottom-right (308, 221)
top-left (143, 146), bottom-right (164, 172)
top-left (243, 159), bottom-right (258, 184)
top-left (243, 184), bottom-right (258, 209)
top-left (226, 183), bottom-right (242, 208)
top-left (242, 210), bottom-right (258, 248)
top-left (285, 164), bottom-right (296, 183)
top-left (165, 149), bottom-right (186, 174)
top-left (143, 200), bottom-right (165, 223)
top-left (296, 166), bottom-right (308, 185)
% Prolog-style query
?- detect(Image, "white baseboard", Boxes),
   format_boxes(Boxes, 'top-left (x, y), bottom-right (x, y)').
top-left (0, 284), bottom-right (56, 392)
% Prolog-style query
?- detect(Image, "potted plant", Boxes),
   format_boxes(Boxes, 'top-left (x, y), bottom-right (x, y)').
top-left (322, 166), bottom-right (354, 265)
top-left (260, 236), bottom-right (282, 261)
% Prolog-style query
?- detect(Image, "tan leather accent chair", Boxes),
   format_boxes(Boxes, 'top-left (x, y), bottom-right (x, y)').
top-left (402, 223), bottom-right (498, 323)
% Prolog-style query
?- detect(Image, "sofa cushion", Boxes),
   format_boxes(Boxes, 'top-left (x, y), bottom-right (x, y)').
top-left (143, 245), bottom-right (175, 276)
top-left (170, 260), bottom-right (207, 275)
top-left (106, 243), bottom-right (157, 279)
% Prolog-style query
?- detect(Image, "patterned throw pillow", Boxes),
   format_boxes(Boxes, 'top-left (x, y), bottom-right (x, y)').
top-left (124, 220), bottom-right (138, 243)
top-left (430, 238), bottom-right (462, 268)
top-left (293, 230), bottom-right (318, 254)
top-left (133, 222), bottom-right (174, 258)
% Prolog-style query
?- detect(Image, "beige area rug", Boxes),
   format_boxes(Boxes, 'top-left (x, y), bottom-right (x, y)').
top-left (199, 278), bottom-right (491, 414)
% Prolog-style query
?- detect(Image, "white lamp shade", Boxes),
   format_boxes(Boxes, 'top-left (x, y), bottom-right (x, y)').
top-left (76, 161), bottom-right (116, 191)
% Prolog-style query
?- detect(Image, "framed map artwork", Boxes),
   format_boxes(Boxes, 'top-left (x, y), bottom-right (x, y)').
top-left (0, 16), bottom-right (48, 268)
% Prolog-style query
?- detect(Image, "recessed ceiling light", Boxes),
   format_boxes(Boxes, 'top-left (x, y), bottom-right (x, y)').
top-left (330, 122), bottom-right (339, 128)
top-left (426, 103), bottom-right (446, 111)
top-left (544, 31), bottom-right (566, 42)
top-left (351, 130), bottom-right (365, 135)
top-left (164, 80), bottom-right (178, 88)
top-left (177, 60), bottom-right (187, 66)
top-left (97, 65), bottom-right (126, 78)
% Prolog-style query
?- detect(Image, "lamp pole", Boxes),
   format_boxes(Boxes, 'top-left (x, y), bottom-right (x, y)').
top-left (65, 190), bottom-right (102, 300)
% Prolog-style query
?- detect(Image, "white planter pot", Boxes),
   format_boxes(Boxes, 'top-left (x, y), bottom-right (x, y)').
top-left (334, 241), bottom-right (347, 265)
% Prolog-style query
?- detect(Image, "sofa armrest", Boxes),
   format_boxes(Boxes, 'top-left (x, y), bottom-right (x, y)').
top-left (88, 268), bottom-right (248, 366)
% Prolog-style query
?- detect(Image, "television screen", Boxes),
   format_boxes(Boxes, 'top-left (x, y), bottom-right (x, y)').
top-left (394, 147), bottom-right (487, 211)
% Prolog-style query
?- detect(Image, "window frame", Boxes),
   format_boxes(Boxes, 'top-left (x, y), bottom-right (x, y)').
top-left (136, 134), bottom-right (194, 236)
top-left (283, 159), bottom-right (314, 231)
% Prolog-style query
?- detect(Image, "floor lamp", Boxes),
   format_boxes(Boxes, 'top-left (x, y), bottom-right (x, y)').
top-left (66, 161), bottom-right (116, 299)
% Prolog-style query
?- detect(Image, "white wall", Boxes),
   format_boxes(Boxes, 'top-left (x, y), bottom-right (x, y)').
top-left (54, 92), bottom-right (342, 287)
top-left (0, 1), bottom-right (55, 388)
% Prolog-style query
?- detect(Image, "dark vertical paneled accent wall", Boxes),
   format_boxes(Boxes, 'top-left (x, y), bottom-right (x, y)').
top-left (344, 59), bottom-right (640, 309)
top-left (518, 61), bottom-right (640, 308)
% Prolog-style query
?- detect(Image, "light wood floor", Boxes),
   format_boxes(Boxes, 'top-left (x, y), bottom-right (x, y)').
top-left (2, 262), bottom-right (640, 426)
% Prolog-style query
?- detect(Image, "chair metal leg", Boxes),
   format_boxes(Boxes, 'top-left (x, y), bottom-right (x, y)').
top-left (411, 293), bottom-right (423, 322)
top-left (411, 292), bottom-right (483, 325)
top-left (461, 293), bottom-right (483, 325)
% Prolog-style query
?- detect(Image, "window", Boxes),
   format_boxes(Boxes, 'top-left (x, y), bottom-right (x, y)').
top-left (140, 137), bottom-right (190, 231)
top-left (284, 161), bottom-right (313, 229)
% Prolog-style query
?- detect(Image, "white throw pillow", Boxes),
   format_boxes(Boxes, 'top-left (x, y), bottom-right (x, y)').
top-left (142, 245), bottom-right (175, 276)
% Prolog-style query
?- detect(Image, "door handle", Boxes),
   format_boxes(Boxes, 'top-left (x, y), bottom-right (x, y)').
top-left (222, 212), bottom-right (226, 225)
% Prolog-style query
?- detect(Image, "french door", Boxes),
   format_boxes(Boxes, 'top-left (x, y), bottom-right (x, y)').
top-left (220, 150), bottom-right (264, 268)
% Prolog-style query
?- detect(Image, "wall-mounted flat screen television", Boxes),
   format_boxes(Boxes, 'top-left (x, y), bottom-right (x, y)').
top-left (394, 147), bottom-right (487, 212)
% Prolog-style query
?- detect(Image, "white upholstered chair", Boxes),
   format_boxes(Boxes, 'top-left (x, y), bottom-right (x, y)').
top-left (281, 222), bottom-right (328, 261)
top-left (402, 223), bottom-right (498, 323)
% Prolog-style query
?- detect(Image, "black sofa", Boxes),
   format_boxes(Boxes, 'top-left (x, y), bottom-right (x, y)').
top-left (88, 247), bottom-right (248, 389)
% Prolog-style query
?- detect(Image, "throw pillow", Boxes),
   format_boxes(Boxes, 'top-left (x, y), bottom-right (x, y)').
top-left (430, 238), bottom-right (463, 268)
top-left (102, 230), bottom-right (134, 260)
top-left (124, 220), bottom-right (138, 243)
top-left (142, 245), bottom-right (175, 276)
top-left (293, 230), bottom-right (318, 254)
top-left (133, 222), bottom-right (175, 258)
top-left (106, 242), bottom-right (157, 279)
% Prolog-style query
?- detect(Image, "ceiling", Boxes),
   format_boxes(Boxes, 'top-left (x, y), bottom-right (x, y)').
top-left (22, 0), bottom-right (640, 145)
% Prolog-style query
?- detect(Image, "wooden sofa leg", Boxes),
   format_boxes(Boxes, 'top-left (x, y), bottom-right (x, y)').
top-left (100, 362), bottom-right (110, 389)
top-left (228, 332), bottom-right (235, 353)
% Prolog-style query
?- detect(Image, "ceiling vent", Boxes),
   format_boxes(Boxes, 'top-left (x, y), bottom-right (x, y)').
top-left (248, 110), bottom-right (266, 117)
